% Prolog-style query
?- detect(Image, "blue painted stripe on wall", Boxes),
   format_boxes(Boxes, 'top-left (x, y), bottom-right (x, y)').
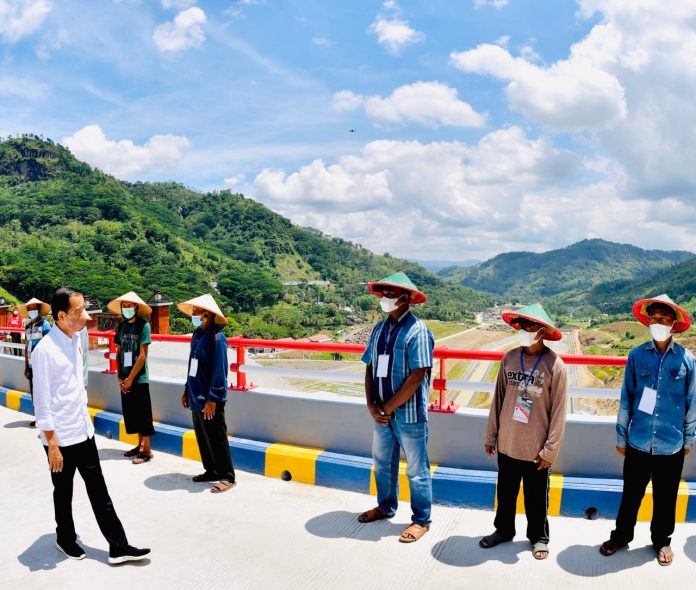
top-left (316, 451), bottom-right (372, 493)
top-left (0, 386), bottom-right (6, 408)
top-left (19, 393), bottom-right (33, 415)
top-left (559, 476), bottom-right (623, 518)
top-left (152, 422), bottom-right (184, 455)
top-left (686, 481), bottom-right (696, 522)
top-left (93, 410), bottom-right (122, 438)
top-left (433, 466), bottom-right (498, 509)
top-left (231, 437), bottom-right (271, 475)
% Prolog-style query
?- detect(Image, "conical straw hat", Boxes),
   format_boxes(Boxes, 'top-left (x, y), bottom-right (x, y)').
top-left (19, 297), bottom-right (51, 319)
top-left (501, 302), bottom-right (562, 341)
top-left (176, 293), bottom-right (229, 326)
top-left (632, 293), bottom-right (691, 333)
top-left (107, 291), bottom-right (152, 318)
top-left (367, 272), bottom-right (427, 304)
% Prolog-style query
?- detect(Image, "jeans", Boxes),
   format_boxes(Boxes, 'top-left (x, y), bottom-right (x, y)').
top-left (44, 437), bottom-right (128, 551)
top-left (372, 418), bottom-right (432, 526)
top-left (610, 444), bottom-right (685, 548)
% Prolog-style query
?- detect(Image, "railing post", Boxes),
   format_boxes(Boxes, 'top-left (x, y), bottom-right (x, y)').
top-left (439, 355), bottom-right (447, 410)
top-left (102, 332), bottom-right (117, 374)
top-left (236, 343), bottom-right (247, 390)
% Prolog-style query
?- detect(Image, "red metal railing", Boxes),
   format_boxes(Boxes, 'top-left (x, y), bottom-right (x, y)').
top-left (2, 328), bottom-right (629, 412)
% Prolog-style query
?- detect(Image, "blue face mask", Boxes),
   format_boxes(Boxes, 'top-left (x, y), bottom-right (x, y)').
top-left (122, 307), bottom-right (136, 319)
top-left (28, 310), bottom-right (39, 320)
top-left (192, 315), bottom-right (203, 328)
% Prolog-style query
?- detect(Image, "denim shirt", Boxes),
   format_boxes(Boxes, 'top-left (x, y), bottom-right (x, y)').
top-left (617, 339), bottom-right (696, 455)
top-left (185, 326), bottom-right (229, 412)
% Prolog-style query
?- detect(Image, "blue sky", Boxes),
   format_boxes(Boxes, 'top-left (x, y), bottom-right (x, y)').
top-left (2, 1), bottom-right (695, 262)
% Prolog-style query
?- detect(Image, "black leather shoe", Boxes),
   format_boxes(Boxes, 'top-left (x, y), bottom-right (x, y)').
top-left (108, 545), bottom-right (151, 564)
top-left (55, 540), bottom-right (86, 560)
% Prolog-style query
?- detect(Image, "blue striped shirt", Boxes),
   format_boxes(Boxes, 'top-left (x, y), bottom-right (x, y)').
top-left (361, 310), bottom-right (434, 423)
top-left (25, 318), bottom-right (51, 368)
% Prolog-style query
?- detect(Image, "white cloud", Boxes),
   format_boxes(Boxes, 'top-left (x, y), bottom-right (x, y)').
top-left (153, 6), bottom-right (206, 53)
top-left (451, 43), bottom-right (627, 131)
top-left (474, 0), bottom-right (509, 7)
top-left (224, 174), bottom-right (245, 188)
top-left (35, 27), bottom-right (69, 60)
top-left (0, 0), bottom-right (51, 43)
top-left (252, 128), bottom-right (587, 258)
top-left (312, 36), bottom-right (331, 47)
top-left (161, 0), bottom-right (197, 9)
top-left (368, 1), bottom-right (424, 56)
top-left (332, 82), bottom-right (486, 128)
top-left (62, 125), bottom-right (191, 180)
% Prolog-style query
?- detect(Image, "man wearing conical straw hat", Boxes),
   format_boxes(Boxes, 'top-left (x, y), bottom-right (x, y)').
top-left (481, 303), bottom-right (568, 561)
top-left (600, 294), bottom-right (696, 566)
top-left (178, 294), bottom-right (236, 493)
top-left (108, 292), bottom-right (155, 465)
top-left (20, 297), bottom-right (51, 428)
top-left (357, 272), bottom-right (434, 543)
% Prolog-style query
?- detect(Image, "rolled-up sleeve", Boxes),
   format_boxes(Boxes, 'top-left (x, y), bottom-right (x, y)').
top-left (32, 345), bottom-right (55, 432)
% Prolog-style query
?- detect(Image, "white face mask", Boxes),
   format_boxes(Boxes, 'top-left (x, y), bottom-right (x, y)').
top-left (518, 330), bottom-right (539, 347)
top-left (380, 296), bottom-right (401, 313)
top-left (122, 307), bottom-right (136, 319)
top-left (28, 310), bottom-right (39, 320)
top-left (650, 323), bottom-right (673, 342)
top-left (192, 315), bottom-right (203, 327)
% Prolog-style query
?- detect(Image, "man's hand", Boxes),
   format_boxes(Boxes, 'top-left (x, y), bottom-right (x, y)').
top-left (120, 377), bottom-right (133, 393)
top-left (180, 392), bottom-right (189, 410)
top-left (534, 454), bottom-right (552, 470)
top-left (203, 400), bottom-right (216, 420)
top-left (484, 444), bottom-right (496, 458)
top-left (616, 446), bottom-right (626, 456)
top-left (24, 367), bottom-right (30, 379)
top-left (685, 447), bottom-right (691, 457)
top-left (48, 445), bottom-right (63, 473)
top-left (368, 403), bottom-right (390, 425)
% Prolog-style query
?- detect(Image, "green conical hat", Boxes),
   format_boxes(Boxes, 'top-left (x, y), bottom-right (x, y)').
top-left (501, 303), bottom-right (562, 341)
top-left (367, 272), bottom-right (427, 304)
top-left (632, 293), bottom-right (691, 333)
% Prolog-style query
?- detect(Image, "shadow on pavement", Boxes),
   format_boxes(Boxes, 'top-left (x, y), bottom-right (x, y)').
top-left (305, 510), bottom-right (407, 542)
top-left (432, 536), bottom-right (529, 567)
top-left (143, 472), bottom-right (206, 494)
top-left (556, 543), bottom-right (654, 576)
top-left (3, 420), bottom-right (32, 429)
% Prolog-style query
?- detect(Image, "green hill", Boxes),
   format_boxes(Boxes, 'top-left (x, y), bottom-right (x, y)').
top-left (0, 135), bottom-right (492, 337)
top-left (439, 239), bottom-right (693, 312)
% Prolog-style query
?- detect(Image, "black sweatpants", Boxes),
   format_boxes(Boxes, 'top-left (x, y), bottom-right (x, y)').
top-left (494, 451), bottom-right (550, 544)
top-left (44, 437), bottom-right (128, 551)
top-left (610, 444), bottom-right (685, 549)
top-left (191, 402), bottom-right (236, 483)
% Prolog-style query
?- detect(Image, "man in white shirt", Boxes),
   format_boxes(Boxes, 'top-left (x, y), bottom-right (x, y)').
top-left (32, 287), bottom-right (150, 564)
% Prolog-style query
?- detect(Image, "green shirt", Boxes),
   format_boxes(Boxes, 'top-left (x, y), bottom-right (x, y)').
top-left (115, 318), bottom-right (151, 384)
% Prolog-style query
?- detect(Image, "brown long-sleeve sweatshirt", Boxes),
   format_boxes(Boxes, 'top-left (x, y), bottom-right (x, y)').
top-left (485, 346), bottom-right (568, 463)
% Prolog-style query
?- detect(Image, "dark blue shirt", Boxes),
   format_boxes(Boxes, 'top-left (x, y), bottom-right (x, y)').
top-left (617, 339), bottom-right (696, 455)
top-left (185, 326), bottom-right (229, 412)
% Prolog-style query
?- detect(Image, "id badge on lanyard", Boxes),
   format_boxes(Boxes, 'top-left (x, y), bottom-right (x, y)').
top-left (512, 349), bottom-right (545, 424)
top-left (189, 358), bottom-right (199, 377)
top-left (123, 351), bottom-right (133, 368)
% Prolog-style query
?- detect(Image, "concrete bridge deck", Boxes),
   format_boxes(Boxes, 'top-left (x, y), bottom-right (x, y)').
top-left (3, 403), bottom-right (696, 590)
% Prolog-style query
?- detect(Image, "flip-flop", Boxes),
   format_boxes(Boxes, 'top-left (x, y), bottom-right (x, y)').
top-left (124, 446), bottom-right (141, 458)
top-left (532, 542), bottom-right (549, 560)
top-left (657, 546), bottom-right (674, 566)
top-left (357, 507), bottom-right (392, 523)
top-left (399, 523), bottom-right (429, 543)
top-left (132, 453), bottom-right (153, 464)
top-left (210, 480), bottom-right (236, 494)
top-left (479, 532), bottom-right (510, 548)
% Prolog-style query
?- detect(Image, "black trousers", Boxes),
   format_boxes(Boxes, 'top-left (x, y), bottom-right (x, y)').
top-left (610, 444), bottom-right (685, 548)
top-left (121, 382), bottom-right (156, 436)
top-left (191, 403), bottom-right (236, 483)
top-left (44, 437), bottom-right (128, 551)
top-left (494, 451), bottom-right (550, 544)
top-left (11, 332), bottom-right (21, 356)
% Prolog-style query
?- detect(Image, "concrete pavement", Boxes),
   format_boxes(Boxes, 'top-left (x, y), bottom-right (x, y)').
top-left (2, 404), bottom-right (696, 590)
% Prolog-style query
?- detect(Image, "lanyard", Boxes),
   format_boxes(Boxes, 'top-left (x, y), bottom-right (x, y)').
top-left (520, 348), bottom-right (546, 393)
top-left (377, 319), bottom-right (403, 357)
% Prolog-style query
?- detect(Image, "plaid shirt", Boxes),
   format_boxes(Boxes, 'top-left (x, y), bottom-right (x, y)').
top-left (362, 310), bottom-right (434, 423)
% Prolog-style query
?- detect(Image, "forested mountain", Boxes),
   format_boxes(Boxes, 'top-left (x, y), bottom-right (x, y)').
top-left (0, 135), bottom-right (492, 337)
top-left (439, 239), bottom-right (693, 310)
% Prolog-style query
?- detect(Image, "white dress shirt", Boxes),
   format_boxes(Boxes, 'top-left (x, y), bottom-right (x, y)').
top-left (32, 325), bottom-right (94, 446)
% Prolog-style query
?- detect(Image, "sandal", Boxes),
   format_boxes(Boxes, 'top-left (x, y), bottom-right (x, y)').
top-left (193, 472), bottom-right (219, 483)
top-left (210, 480), bottom-right (236, 494)
top-left (599, 540), bottom-right (625, 557)
top-left (479, 531), bottom-right (510, 549)
top-left (124, 446), bottom-right (141, 458)
top-left (399, 523), bottom-right (429, 543)
top-left (532, 542), bottom-right (549, 560)
top-left (357, 507), bottom-right (392, 523)
top-left (132, 453), bottom-right (153, 464)
top-left (657, 546), bottom-right (674, 566)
